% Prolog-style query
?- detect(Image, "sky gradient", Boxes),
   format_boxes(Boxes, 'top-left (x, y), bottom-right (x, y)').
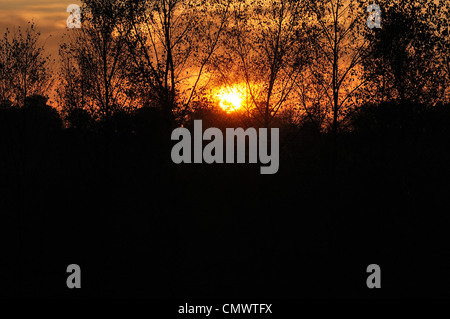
top-left (0, 0), bottom-right (82, 56)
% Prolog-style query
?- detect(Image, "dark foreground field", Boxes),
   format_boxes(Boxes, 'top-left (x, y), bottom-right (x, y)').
top-left (1, 101), bottom-right (450, 298)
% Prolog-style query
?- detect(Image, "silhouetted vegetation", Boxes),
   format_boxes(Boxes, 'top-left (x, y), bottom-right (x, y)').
top-left (1, 0), bottom-right (450, 298)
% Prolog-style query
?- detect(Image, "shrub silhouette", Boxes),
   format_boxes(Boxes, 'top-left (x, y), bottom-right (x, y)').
top-left (66, 108), bottom-right (95, 131)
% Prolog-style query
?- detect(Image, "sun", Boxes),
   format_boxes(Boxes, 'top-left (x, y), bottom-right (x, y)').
top-left (216, 86), bottom-right (244, 113)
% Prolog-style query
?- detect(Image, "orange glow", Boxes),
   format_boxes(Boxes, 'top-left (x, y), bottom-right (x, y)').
top-left (216, 85), bottom-right (245, 113)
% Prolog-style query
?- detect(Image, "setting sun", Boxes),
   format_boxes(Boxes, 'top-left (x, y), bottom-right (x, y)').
top-left (216, 86), bottom-right (244, 113)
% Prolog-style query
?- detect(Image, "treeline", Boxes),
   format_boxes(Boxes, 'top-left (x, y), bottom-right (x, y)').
top-left (0, 0), bottom-right (448, 133)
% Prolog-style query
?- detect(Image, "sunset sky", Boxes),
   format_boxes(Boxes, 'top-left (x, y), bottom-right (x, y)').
top-left (0, 0), bottom-right (81, 56)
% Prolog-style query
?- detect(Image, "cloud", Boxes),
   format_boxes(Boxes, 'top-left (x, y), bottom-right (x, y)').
top-left (0, 0), bottom-right (82, 59)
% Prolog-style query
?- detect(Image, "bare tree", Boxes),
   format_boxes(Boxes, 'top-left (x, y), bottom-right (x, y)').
top-left (58, 39), bottom-right (91, 117)
top-left (362, 0), bottom-right (450, 106)
top-left (59, 0), bottom-right (134, 122)
top-left (0, 22), bottom-right (52, 107)
top-left (123, 0), bottom-right (233, 129)
top-left (298, 0), bottom-right (371, 135)
top-left (214, 0), bottom-right (308, 128)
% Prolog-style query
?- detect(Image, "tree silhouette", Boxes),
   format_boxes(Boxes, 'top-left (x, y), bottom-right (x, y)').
top-left (362, 0), bottom-right (449, 106)
top-left (58, 0), bottom-right (134, 123)
top-left (122, 0), bottom-right (233, 129)
top-left (299, 0), bottom-right (372, 135)
top-left (215, 0), bottom-right (308, 128)
top-left (0, 22), bottom-right (52, 108)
